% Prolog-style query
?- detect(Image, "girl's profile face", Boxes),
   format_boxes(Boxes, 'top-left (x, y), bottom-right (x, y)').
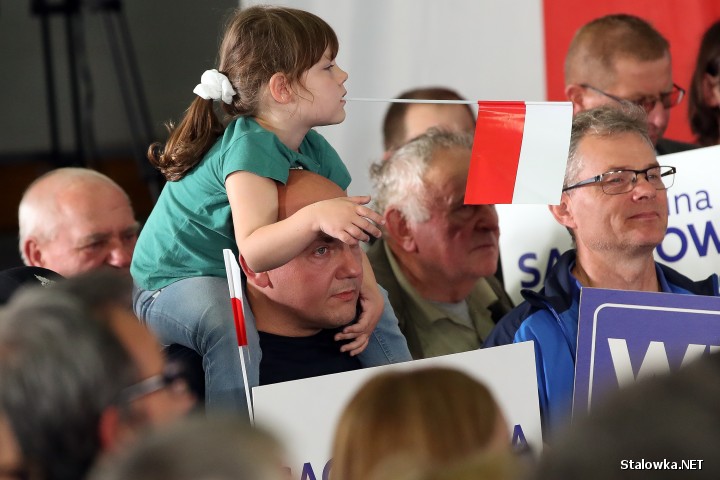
top-left (295, 48), bottom-right (349, 127)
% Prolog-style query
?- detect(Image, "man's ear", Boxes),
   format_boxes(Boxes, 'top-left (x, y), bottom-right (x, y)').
top-left (239, 255), bottom-right (271, 288)
top-left (702, 73), bottom-right (720, 107)
top-left (267, 72), bottom-right (293, 104)
top-left (565, 84), bottom-right (588, 115)
top-left (548, 194), bottom-right (578, 230)
top-left (23, 238), bottom-right (44, 267)
top-left (385, 208), bottom-right (416, 252)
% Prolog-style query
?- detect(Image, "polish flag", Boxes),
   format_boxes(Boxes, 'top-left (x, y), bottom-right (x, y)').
top-left (465, 101), bottom-right (572, 205)
top-left (224, 249), bottom-right (248, 347)
top-left (223, 248), bottom-right (254, 422)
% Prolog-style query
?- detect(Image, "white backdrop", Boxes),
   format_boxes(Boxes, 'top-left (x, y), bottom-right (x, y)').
top-left (244, 0), bottom-right (546, 195)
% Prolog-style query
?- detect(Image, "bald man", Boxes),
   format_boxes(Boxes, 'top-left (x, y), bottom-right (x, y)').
top-left (18, 167), bottom-right (140, 277)
top-left (240, 169), bottom-right (409, 386)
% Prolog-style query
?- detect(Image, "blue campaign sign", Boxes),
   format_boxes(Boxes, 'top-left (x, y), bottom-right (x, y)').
top-left (573, 287), bottom-right (720, 418)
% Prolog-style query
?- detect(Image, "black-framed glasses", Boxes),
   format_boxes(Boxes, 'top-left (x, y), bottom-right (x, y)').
top-left (562, 165), bottom-right (676, 195)
top-left (581, 83), bottom-right (685, 114)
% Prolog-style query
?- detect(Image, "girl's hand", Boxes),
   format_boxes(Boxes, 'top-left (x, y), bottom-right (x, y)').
top-left (334, 279), bottom-right (383, 356)
top-left (309, 196), bottom-right (384, 244)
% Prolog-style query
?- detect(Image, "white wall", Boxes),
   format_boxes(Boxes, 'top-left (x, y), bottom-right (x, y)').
top-left (244, 0), bottom-right (546, 195)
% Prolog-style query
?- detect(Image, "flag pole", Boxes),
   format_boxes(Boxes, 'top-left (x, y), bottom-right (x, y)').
top-left (238, 345), bottom-right (254, 426)
top-left (223, 249), bottom-right (255, 425)
top-left (345, 98), bottom-right (569, 107)
top-left (345, 97), bottom-right (476, 105)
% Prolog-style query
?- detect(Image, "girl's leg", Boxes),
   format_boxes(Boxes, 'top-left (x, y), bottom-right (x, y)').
top-left (133, 276), bottom-right (260, 414)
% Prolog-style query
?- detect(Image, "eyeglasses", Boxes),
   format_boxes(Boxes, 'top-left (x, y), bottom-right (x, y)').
top-left (562, 165), bottom-right (676, 195)
top-left (117, 368), bottom-right (188, 404)
top-left (581, 83), bottom-right (685, 114)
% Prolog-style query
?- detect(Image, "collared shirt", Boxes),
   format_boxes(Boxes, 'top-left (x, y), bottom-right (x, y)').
top-left (383, 241), bottom-right (498, 358)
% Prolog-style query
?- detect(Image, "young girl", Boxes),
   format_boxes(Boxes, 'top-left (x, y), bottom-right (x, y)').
top-left (131, 5), bottom-right (410, 412)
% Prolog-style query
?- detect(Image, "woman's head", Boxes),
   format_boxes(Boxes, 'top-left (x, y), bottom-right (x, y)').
top-left (218, 5), bottom-right (339, 117)
top-left (330, 367), bottom-right (509, 480)
top-left (689, 20), bottom-right (720, 146)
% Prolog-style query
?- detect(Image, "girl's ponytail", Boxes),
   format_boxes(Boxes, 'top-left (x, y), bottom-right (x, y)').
top-left (148, 96), bottom-right (224, 182)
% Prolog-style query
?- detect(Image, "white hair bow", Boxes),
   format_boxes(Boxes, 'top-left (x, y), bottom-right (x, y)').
top-left (193, 69), bottom-right (236, 105)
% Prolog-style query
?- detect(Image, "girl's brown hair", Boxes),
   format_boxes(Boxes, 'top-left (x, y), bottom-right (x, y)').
top-left (149, 6), bottom-right (339, 181)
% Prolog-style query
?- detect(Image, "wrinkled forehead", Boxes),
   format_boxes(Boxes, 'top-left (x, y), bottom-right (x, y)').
top-left (277, 170), bottom-right (345, 220)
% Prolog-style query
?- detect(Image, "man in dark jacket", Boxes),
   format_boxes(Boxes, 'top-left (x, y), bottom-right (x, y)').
top-left (563, 14), bottom-right (697, 155)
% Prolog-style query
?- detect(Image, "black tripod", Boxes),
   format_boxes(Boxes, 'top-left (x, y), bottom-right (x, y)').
top-left (31, 0), bottom-right (163, 200)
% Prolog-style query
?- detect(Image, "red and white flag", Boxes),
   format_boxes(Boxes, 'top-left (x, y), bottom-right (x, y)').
top-left (223, 248), bottom-right (253, 422)
top-left (224, 249), bottom-right (248, 347)
top-left (465, 101), bottom-right (572, 205)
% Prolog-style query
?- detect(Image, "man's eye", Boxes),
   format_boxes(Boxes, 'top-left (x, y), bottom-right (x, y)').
top-left (325, 64), bottom-right (335, 70)
top-left (454, 205), bottom-right (475, 219)
top-left (83, 242), bottom-right (105, 251)
top-left (314, 246), bottom-right (328, 255)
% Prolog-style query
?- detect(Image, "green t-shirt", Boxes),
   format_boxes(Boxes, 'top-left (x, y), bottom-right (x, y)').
top-left (131, 117), bottom-right (351, 290)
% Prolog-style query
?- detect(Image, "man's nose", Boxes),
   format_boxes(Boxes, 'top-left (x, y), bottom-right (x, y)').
top-left (473, 205), bottom-right (499, 229)
top-left (646, 100), bottom-right (670, 128)
top-left (106, 238), bottom-right (133, 269)
top-left (337, 246), bottom-right (362, 278)
top-left (632, 173), bottom-right (658, 199)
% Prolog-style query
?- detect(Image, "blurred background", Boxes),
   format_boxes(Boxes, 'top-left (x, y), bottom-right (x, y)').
top-left (0, 0), bottom-right (236, 267)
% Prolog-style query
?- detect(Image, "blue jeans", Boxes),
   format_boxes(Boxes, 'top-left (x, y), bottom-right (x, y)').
top-left (133, 276), bottom-right (411, 414)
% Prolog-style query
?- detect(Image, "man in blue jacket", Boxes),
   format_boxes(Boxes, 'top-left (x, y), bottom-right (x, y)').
top-left (484, 105), bottom-right (718, 434)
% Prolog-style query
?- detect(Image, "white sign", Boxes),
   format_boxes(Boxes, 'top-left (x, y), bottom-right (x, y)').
top-left (252, 342), bottom-right (541, 480)
top-left (498, 146), bottom-right (720, 305)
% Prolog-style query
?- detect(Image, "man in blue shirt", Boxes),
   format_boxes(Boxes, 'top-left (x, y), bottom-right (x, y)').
top-left (485, 105), bottom-right (718, 434)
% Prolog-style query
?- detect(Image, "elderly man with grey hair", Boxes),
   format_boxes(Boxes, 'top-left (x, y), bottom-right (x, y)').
top-left (18, 167), bottom-right (139, 277)
top-left (484, 105), bottom-right (718, 434)
top-left (367, 128), bottom-right (513, 360)
top-left (0, 272), bottom-right (190, 480)
top-left (0, 284), bottom-right (139, 480)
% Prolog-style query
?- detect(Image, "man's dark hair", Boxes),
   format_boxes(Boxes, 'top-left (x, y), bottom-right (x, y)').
top-left (382, 86), bottom-right (474, 151)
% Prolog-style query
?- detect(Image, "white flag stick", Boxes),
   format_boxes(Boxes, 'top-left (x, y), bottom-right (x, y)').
top-left (345, 97), bottom-right (475, 105)
top-left (223, 249), bottom-right (254, 424)
top-left (238, 345), bottom-right (254, 426)
top-left (345, 98), bottom-right (572, 107)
